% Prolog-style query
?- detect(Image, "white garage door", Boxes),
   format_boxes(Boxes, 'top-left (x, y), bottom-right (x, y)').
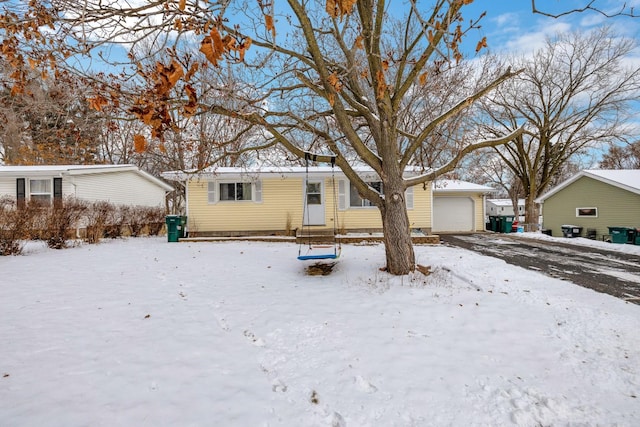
top-left (433, 197), bottom-right (474, 232)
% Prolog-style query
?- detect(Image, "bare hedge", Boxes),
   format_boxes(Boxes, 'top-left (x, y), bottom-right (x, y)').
top-left (0, 197), bottom-right (167, 255)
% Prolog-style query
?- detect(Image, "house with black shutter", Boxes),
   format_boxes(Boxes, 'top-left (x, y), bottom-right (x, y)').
top-left (0, 164), bottom-right (172, 208)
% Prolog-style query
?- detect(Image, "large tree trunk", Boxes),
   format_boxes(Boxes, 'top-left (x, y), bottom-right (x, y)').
top-left (524, 192), bottom-right (540, 230)
top-left (380, 188), bottom-right (415, 275)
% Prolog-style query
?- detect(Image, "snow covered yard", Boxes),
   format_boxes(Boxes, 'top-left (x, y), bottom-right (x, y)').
top-left (1, 237), bottom-right (639, 426)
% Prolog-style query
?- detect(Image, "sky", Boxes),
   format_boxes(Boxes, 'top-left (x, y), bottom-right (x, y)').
top-left (457, 0), bottom-right (640, 56)
top-left (1, 234), bottom-right (639, 425)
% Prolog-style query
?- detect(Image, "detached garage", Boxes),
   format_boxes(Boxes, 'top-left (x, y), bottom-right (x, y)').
top-left (432, 180), bottom-right (493, 233)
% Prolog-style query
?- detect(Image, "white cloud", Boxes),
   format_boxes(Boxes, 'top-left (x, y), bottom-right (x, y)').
top-left (502, 21), bottom-right (573, 54)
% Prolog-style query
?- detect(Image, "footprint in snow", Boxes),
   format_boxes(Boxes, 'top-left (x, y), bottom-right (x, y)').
top-left (244, 330), bottom-right (266, 347)
top-left (354, 375), bottom-right (378, 393)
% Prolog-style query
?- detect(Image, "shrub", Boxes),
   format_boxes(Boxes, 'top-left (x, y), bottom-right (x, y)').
top-left (0, 196), bottom-right (38, 255)
top-left (84, 201), bottom-right (116, 243)
top-left (40, 198), bottom-right (87, 249)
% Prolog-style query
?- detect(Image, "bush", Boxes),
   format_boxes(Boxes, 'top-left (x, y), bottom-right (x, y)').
top-left (0, 196), bottom-right (38, 255)
top-left (40, 198), bottom-right (87, 249)
top-left (84, 201), bottom-right (116, 243)
top-left (1, 196), bottom-right (167, 253)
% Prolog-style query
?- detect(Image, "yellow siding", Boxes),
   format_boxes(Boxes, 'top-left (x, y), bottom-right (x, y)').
top-left (187, 176), bottom-right (433, 234)
top-left (187, 177), bottom-right (303, 234)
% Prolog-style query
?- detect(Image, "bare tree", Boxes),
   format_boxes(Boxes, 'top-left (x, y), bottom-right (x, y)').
top-left (531, 0), bottom-right (639, 19)
top-left (477, 27), bottom-right (640, 227)
top-left (0, 67), bottom-right (104, 164)
top-left (600, 141), bottom-right (640, 169)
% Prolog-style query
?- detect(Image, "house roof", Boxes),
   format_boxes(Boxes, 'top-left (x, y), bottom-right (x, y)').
top-left (487, 198), bottom-right (525, 206)
top-left (535, 169), bottom-right (640, 202)
top-left (0, 164), bottom-right (173, 191)
top-left (163, 167), bottom-right (493, 194)
top-left (163, 166), bottom-right (377, 180)
top-left (433, 180), bottom-right (494, 193)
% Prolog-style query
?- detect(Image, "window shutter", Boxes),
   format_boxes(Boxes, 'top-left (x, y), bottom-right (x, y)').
top-left (254, 180), bottom-right (262, 202)
top-left (207, 181), bottom-right (216, 203)
top-left (16, 178), bottom-right (26, 209)
top-left (338, 180), bottom-right (346, 210)
top-left (53, 177), bottom-right (63, 208)
top-left (405, 186), bottom-right (414, 209)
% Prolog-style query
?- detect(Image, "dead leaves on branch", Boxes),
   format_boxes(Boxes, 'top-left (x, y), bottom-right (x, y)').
top-left (126, 58), bottom-right (200, 143)
top-left (326, 0), bottom-right (357, 19)
top-left (200, 27), bottom-right (252, 67)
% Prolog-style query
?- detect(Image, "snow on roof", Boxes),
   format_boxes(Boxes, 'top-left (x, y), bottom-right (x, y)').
top-left (163, 166), bottom-right (427, 181)
top-left (536, 169), bottom-right (640, 202)
top-left (487, 199), bottom-right (525, 206)
top-left (433, 179), bottom-right (494, 193)
top-left (0, 164), bottom-right (173, 191)
top-left (0, 164), bottom-right (134, 174)
top-left (163, 168), bottom-right (494, 193)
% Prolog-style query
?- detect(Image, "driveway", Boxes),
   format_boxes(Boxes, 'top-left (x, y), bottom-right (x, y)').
top-left (439, 233), bottom-right (640, 305)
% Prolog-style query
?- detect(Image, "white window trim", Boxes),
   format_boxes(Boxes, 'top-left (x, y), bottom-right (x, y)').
top-left (576, 207), bottom-right (598, 218)
top-left (344, 179), bottom-right (414, 210)
top-left (29, 178), bottom-right (53, 203)
top-left (208, 180), bottom-right (262, 204)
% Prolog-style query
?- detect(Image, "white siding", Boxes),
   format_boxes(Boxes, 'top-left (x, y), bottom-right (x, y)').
top-left (0, 178), bottom-right (15, 198)
top-left (71, 171), bottom-right (166, 207)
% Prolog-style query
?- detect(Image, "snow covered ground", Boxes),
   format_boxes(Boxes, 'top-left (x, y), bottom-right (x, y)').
top-left (1, 236), bottom-right (639, 426)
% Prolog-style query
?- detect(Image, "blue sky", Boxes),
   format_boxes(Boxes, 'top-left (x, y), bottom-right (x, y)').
top-left (460, 0), bottom-right (640, 56)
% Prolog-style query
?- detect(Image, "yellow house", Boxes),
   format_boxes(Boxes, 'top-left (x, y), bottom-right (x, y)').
top-left (162, 167), bottom-right (491, 237)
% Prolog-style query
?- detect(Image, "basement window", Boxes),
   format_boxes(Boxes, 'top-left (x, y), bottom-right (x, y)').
top-left (576, 207), bottom-right (598, 218)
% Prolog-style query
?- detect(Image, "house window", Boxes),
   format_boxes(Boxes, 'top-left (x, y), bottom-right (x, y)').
top-left (30, 179), bottom-right (52, 205)
top-left (350, 181), bottom-right (382, 207)
top-left (306, 182), bottom-right (322, 205)
top-left (219, 182), bottom-right (253, 201)
top-left (576, 207), bottom-right (597, 217)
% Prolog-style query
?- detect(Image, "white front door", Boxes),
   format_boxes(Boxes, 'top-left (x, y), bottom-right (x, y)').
top-left (304, 180), bottom-right (325, 225)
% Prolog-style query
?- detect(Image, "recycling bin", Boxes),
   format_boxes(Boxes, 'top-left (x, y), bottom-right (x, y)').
top-left (499, 215), bottom-right (515, 233)
top-left (165, 215), bottom-right (186, 242)
top-left (608, 226), bottom-right (630, 244)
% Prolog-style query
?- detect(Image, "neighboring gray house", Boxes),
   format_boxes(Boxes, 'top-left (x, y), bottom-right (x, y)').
top-left (0, 164), bottom-right (173, 207)
top-left (535, 169), bottom-right (640, 239)
top-left (486, 199), bottom-right (525, 218)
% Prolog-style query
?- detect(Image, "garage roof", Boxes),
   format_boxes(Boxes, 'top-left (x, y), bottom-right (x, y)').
top-left (433, 180), bottom-right (494, 193)
top-left (536, 169), bottom-right (640, 202)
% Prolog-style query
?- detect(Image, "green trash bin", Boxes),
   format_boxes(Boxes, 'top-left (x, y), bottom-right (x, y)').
top-left (489, 216), bottom-right (498, 232)
top-left (166, 215), bottom-right (182, 242)
top-left (608, 226), bottom-right (630, 244)
top-left (500, 215), bottom-right (515, 233)
top-left (635, 229), bottom-right (640, 245)
top-left (178, 215), bottom-right (187, 239)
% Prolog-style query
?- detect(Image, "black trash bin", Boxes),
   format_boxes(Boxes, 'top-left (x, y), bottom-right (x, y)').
top-left (561, 225), bottom-right (582, 238)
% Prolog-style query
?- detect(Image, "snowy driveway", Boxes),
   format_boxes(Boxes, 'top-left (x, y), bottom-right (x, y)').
top-left (440, 234), bottom-right (640, 304)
